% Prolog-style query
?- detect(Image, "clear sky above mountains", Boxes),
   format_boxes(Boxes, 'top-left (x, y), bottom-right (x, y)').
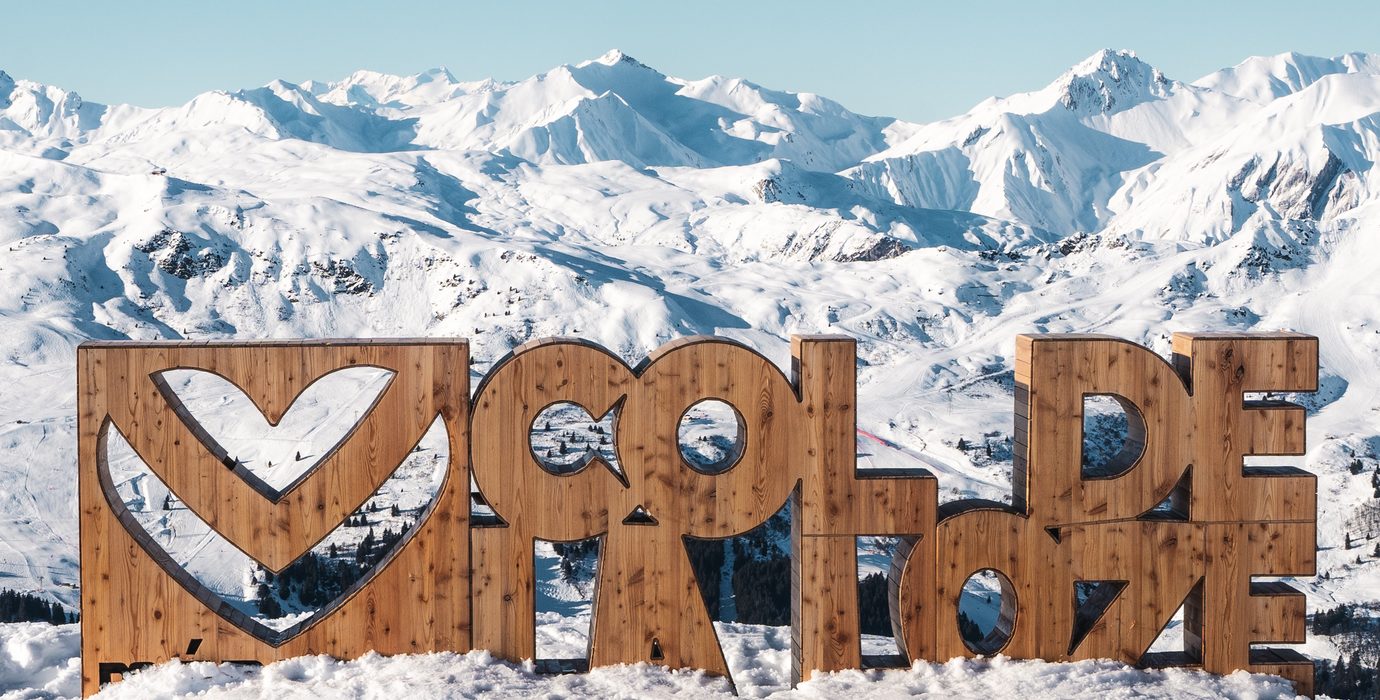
top-left (4, 0), bottom-right (1379, 122)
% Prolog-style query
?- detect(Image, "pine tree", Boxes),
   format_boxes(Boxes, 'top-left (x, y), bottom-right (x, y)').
top-left (357, 529), bottom-right (376, 564)
top-left (1346, 532), bottom-right (1354, 549)
top-left (295, 451), bottom-right (302, 461)
top-left (956, 438), bottom-right (968, 451)
top-left (255, 583), bottom-right (282, 618)
top-left (390, 504), bottom-right (401, 517)
top-left (162, 494), bottom-right (173, 511)
top-left (857, 573), bottom-right (891, 635)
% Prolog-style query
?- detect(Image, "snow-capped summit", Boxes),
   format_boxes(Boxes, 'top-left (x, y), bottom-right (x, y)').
top-left (1052, 49), bottom-right (1174, 115)
top-left (580, 48), bottom-right (653, 70)
top-left (1195, 50), bottom-right (1380, 104)
top-left (308, 66), bottom-right (498, 109)
top-left (843, 50), bottom-right (1178, 235)
top-left (0, 73), bottom-right (105, 144)
top-left (0, 69), bottom-right (14, 104)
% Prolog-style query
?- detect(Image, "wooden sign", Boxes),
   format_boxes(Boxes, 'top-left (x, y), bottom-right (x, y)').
top-left (77, 332), bottom-right (1319, 697)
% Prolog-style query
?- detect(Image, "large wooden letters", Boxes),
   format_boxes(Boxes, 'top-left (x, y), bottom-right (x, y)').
top-left (78, 332), bottom-right (1319, 697)
top-left (890, 333), bottom-right (1318, 693)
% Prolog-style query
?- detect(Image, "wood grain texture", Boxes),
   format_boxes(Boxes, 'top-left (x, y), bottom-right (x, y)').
top-left (471, 335), bottom-right (940, 684)
top-left (791, 336), bottom-right (937, 682)
top-left (890, 332), bottom-right (1317, 695)
top-left (79, 331), bottom-right (1319, 696)
top-left (78, 341), bottom-right (470, 697)
top-left (471, 336), bottom-right (806, 680)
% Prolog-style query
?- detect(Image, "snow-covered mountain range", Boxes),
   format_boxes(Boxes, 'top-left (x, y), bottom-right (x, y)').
top-left (1, 47), bottom-right (1379, 692)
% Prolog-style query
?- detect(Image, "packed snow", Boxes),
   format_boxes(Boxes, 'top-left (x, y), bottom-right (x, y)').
top-left (0, 621), bottom-right (1308, 699)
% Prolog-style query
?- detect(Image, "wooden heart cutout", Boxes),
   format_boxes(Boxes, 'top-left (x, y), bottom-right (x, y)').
top-left (93, 341), bottom-right (466, 570)
top-left (98, 416), bottom-right (448, 645)
top-left (152, 366), bottom-right (395, 498)
top-left (78, 340), bottom-right (472, 696)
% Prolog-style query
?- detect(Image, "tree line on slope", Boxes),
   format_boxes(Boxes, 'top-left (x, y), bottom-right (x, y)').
top-left (0, 588), bottom-right (74, 624)
top-left (1313, 604), bottom-right (1379, 699)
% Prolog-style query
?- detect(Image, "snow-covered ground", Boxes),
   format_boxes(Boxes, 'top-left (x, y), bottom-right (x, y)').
top-left (0, 621), bottom-right (1308, 699)
top-left (0, 46), bottom-right (1378, 696)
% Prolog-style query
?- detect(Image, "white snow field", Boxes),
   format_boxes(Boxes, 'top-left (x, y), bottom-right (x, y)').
top-left (0, 47), bottom-right (1379, 696)
top-left (0, 621), bottom-right (1307, 699)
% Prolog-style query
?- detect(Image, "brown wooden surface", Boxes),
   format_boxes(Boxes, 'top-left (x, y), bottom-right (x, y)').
top-left (790, 336), bottom-right (937, 682)
top-left (890, 332), bottom-right (1318, 695)
top-left (471, 335), bottom-right (940, 684)
top-left (78, 341), bottom-right (471, 697)
top-left (79, 332), bottom-right (1319, 696)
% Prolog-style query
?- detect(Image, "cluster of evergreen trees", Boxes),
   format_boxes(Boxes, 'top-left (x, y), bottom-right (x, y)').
top-left (1315, 653), bottom-right (1378, 699)
top-left (731, 556), bottom-right (789, 625)
top-left (1312, 604), bottom-right (1379, 698)
top-left (542, 423), bottom-right (612, 459)
top-left (553, 540), bottom-right (599, 592)
top-left (858, 573), bottom-right (891, 636)
top-left (0, 588), bottom-right (73, 624)
top-left (254, 523), bottom-right (410, 618)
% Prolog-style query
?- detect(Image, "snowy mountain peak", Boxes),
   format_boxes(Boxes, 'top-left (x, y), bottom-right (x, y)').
top-left (582, 49), bottom-right (650, 69)
top-left (310, 66), bottom-right (485, 108)
top-left (0, 70), bottom-right (13, 109)
top-left (1194, 50), bottom-right (1380, 104)
top-left (1052, 49), bottom-right (1172, 115)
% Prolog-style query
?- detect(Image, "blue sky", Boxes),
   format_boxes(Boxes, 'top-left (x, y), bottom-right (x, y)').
top-left (4, 0), bottom-right (1378, 122)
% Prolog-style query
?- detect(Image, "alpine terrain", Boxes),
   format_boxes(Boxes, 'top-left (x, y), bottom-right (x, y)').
top-left (0, 48), bottom-right (1378, 697)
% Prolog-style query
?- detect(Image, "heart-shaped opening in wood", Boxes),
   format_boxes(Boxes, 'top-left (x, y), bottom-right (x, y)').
top-left (100, 413), bottom-right (449, 645)
top-left (152, 366), bottom-right (396, 499)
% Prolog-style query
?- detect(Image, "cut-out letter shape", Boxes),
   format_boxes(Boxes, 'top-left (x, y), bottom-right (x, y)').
top-left (889, 332), bottom-right (1316, 696)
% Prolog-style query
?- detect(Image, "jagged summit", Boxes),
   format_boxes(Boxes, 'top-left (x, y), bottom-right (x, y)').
top-left (577, 49), bottom-right (660, 73)
top-left (1050, 49), bottom-right (1173, 114)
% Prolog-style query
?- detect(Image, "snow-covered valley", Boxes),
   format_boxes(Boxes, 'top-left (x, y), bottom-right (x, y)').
top-left (1, 47), bottom-right (1379, 697)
